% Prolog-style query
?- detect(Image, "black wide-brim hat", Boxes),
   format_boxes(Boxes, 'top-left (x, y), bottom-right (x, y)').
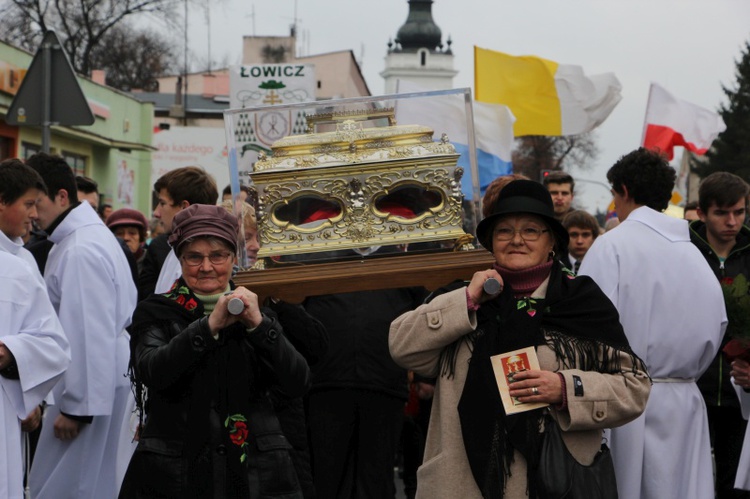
top-left (476, 179), bottom-right (569, 252)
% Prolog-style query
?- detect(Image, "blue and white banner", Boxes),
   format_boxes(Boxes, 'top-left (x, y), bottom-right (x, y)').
top-left (395, 80), bottom-right (515, 199)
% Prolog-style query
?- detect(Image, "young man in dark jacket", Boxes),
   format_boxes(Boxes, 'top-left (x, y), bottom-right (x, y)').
top-left (690, 171), bottom-right (750, 499)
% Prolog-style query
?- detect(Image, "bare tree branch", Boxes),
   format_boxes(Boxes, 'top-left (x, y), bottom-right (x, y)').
top-left (88, 23), bottom-right (178, 91)
top-left (512, 133), bottom-right (600, 182)
top-left (0, 0), bottom-right (180, 75)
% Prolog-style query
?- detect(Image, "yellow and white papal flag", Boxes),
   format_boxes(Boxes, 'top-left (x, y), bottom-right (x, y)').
top-left (474, 46), bottom-right (622, 137)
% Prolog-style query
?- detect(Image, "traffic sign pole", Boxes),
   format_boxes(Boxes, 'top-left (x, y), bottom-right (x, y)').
top-left (42, 37), bottom-right (53, 153)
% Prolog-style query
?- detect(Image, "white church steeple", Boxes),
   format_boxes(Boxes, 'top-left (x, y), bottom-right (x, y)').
top-left (381, 0), bottom-right (458, 94)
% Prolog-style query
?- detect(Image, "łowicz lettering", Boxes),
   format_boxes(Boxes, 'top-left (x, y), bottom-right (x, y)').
top-left (240, 66), bottom-right (305, 78)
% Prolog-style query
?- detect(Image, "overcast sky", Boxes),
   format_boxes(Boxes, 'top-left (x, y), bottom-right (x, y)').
top-left (180, 0), bottom-right (750, 213)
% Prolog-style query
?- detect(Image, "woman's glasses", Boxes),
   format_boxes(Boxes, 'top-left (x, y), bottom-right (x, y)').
top-left (493, 227), bottom-right (549, 241)
top-left (181, 251), bottom-right (233, 266)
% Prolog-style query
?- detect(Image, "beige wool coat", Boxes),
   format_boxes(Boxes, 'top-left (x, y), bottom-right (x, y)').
top-left (389, 282), bottom-right (651, 499)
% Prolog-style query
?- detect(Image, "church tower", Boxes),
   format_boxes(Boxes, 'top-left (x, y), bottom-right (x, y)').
top-left (380, 0), bottom-right (457, 93)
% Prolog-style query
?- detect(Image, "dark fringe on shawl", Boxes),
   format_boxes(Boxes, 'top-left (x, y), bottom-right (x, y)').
top-left (483, 419), bottom-right (509, 498)
top-left (438, 330), bottom-right (478, 379)
top-left (126, 319), bottom-right (178, 441)
top-left (544, 328), bottom-right (650, 380)
top-left (438, 327), bottom-right (650, 382)
top-left (125, 363), bottom-right (142, 442)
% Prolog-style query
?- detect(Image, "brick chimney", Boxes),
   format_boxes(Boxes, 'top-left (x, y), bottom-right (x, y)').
top-left (91, 70), bottom-right (106, 85)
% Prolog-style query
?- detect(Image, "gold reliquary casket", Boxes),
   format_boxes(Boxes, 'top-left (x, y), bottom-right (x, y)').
top-left (250, 108), bottom-right (471, 257)
top-left (224, 89), bottom-right (492, 302)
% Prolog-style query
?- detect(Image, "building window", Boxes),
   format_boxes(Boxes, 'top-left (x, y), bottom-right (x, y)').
top-left (420, 50), bottom-right (427, 66)
top-left (62, 151), bottom-right (87, 176)
top-left (0, 136), bottom-right (12, 160)
top-left (19, 144), bottom-right (87, 176)
top-left (21, 142), bottom-right (41, 159)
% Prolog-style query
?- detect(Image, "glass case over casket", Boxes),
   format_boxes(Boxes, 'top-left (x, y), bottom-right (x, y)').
top-left (224, 89), bottom-right (484, 265)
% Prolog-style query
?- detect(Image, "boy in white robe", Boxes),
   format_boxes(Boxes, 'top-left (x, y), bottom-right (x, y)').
top-left (0, 158), bottom-right (49, 286)
top-left (0, 157), bottom-right (71, 499)
top-left (25, 153), bottom-right (137, 499)
top-left (580, 148), bottom-right (726, 499)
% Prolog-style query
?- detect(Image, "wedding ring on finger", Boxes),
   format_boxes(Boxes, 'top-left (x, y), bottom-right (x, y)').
top-left (531, 386), bottom-right (539, 395)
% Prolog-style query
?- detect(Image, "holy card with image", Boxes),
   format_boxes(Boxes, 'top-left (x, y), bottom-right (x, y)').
top-left (491, 346), bottom-right (549, 415)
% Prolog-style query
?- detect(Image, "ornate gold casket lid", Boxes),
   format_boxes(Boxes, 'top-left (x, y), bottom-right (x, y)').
top-left (253, 108), bottom-right (456, 171)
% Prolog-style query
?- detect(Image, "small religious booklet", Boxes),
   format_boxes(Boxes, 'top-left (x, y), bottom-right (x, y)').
top-left (491, 346), bottom-right (550, 415)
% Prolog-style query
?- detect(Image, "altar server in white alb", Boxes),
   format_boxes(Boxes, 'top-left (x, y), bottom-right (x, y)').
top-left (0, 158), bottom-right (68, 429)
top-left (0, 161), bottom-right (71, 499)
top-left (0, 253), bottom-right (71, 499)
top-left (580, 148), bottom-right (726, 499)
top-left (26, 153), bottom-right (138, 499)
top-left (729, 361), bottom-right (750, 491)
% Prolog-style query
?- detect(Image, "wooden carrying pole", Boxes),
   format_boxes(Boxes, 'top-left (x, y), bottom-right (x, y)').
top-left (233, 249), bottom-right (494, 304)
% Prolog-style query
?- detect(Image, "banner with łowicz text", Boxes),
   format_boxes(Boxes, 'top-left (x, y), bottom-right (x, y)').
top-left (227, 64), bottom-right (316, 177)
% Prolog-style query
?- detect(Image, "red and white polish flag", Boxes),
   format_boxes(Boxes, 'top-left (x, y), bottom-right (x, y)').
top-left (641, 82), bottom-right (726, 160)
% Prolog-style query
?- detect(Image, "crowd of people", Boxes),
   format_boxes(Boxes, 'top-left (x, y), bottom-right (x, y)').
top-left (1, 147), bottom-right (749, 499)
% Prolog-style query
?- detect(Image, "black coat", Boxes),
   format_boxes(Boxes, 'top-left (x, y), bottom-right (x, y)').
top-left (304, 286), bottom-right (428, 399)
top-left (266, 300), bottom-right (329, 499)
top-left (690, 220), bottom-right (750, 407)
top-left (120, 285), bottom-right (310, 499)
top-left (137, 233), bottom-right (172, 301)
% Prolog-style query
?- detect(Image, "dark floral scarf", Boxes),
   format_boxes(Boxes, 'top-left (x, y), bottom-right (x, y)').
top-left (163, 278), bottom-right (201, 312)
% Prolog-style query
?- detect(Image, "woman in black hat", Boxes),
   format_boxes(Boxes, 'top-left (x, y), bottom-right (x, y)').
top-left (120, 204), bottom-right (317, 499)
top-left (389, 180), bottom-right (652, 498)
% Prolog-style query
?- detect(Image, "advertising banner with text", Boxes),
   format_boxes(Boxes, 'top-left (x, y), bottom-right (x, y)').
top-left (151, 126), bottom-right (230, 197)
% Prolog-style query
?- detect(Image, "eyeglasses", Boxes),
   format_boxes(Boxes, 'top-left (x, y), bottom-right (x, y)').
top-left (181, 251), bottom-right (233, 266)
top-left (493, 227), bottom-right (549, 241)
